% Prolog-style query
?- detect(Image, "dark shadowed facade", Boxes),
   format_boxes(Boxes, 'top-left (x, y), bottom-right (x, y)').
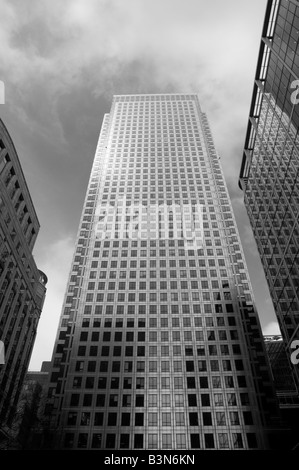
top-left (0, 119), bottom-right (47, 447)
top-left (264, 335), bottom-right (299, 448)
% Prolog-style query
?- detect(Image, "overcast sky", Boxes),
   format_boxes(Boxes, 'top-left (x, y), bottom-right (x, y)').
top-left (0, 0), bottom-right (281, 371)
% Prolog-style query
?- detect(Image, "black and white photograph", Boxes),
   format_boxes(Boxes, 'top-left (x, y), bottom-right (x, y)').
top-left (0, 0), bottom-right (298, 456)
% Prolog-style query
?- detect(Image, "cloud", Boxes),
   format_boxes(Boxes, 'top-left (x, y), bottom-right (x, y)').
top-left (0, 0), bottom-right (274, 370)
top-left (29, 236), bottom-right (75, 370)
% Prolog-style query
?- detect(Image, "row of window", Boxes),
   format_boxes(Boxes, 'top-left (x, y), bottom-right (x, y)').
top-left (69, 390), bottom-right (250, 408)
top-left (78, 303), bottom-right (235, 315)
top-left (62, 315), bottom-right (238, 329)
top-left (80, 324), bottom-right (239, 342)
top-left (71, 372), bottom-right (246, 389)
top-left (78, 330), bottom-right (239, 343)
top-left (63, 430), bottom-right (258, 449)
top-left (67, 409), bottom-right (253, 427)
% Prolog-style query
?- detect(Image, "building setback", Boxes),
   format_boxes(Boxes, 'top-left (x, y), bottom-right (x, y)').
top-left (239, 0), bottom-right (299, 392)
top-left (0, 119), bottom-right (47, 446)
top-left (46, 93), bottom-right (283, 450)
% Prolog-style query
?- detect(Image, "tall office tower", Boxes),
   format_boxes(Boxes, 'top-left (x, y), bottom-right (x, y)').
top-left (239, 0), bottom-right (299, 392)
top-left (46, 93), bottom-right (282, 451)
top-left (0, 119), bottom-right (47, 446)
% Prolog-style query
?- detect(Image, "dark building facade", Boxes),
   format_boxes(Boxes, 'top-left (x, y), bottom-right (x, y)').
top-left (15, 361), bottom-right (51, 449)
top-left (0, 119), bottom-right (47, 446)
top-left (239, 0), bottom-right (299, 391)
top-left (46, 93), bottom-right (283, 450)
top-left (264, 335), bottom-right (299, 448)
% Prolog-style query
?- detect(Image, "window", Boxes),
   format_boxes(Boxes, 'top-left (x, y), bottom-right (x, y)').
top-left (189, 412), bottom-right (198, 426)
top-left (101, 346), bottom-right (110, 356)
top-left (200, 377), bottom-right (209, 388)
top-left (148, 395), bottom-right (158, 407)
top-left (216, 412), bottom-right (226, 425)
top-left (148, 413), bottom-right (158, 426)
top-left (227, 393), bottom-right (237, 406)
top-left (122, 395), bottom-right (131, 407)
top-left (83, 394), bottom-right (92, 406)
top-left (134, 434), bottom-right (143, 449)
top-left (91, 434), bottom-right (102, 449)
top-left (243, 411), bottom-right (253, 425)
top-left (162, 412), bottom-right (171, 426)
top-left (222, 360), bottom-right (231, 371)
top-left (70, 394), bottom-right (80, 407)
top-left (201, 394), bottom-right (210, 407)
top-left (85, 377), bottom-right (94, 389)
top-left (108, 413), bottom-right (117, 426)
top-left (176, 434), bottom-right (186, 449)
top-left (161, 395), bottom-right (171, 407)
top-left (149, 361), bottom-right (157, 372)
top-left (121, 413), bottom-right (130, 426)
top-left (73, 377), bottom-right (82, 389)
top-left (148, 434), bottom-right (158, 449)
top-left (67, 412), bottom-right (77, 425)
top-left (136, 395), bottom-right (144, 407)
top-left (233, 433), bottom-right (243, 449)
top-left (64, 433), bottom-right (74, 448)
top-left (112, 361), bottom-right (120, 372)
top-left (225, 376), bottom-right (234, 388)
top-left (214, 393), bottom-right (223, 406)
top-left (204, 434), bottom-right (215, 449)
top-left (111, 377), bottom-right (119, 389)
top-left (202, 412), bottom-right (212, 426)
top-left (162, 434), bottom-right (172, 449)
top-left (218, 433), bottom-right (229, 449)
top-left (78, 433), bottom-right (88, 449)
top-left (229, 411), bottom-right (239, 425)
top-left (100, 362), bottom-right (108, 372)
top-left (120, 434), bottom-right (130, 449)
top-left (109, 394), bottom-right (118, 407)
top-left (106, 434), bottom-right (116, 449)
top-left (125, 346), bottom-right (134, 356)
top-left (96, 394), bottom-right (105, 406)
top-left (135, 413), bottom-right (144, 426)
top-left (190, 434), bottom-right (200, 449)
top-left (136, 378), bottom-right (145, 389)
top-left (247, 433), bottom-right (258, 448)
top-left (187, 377), bottom-right (196, 389)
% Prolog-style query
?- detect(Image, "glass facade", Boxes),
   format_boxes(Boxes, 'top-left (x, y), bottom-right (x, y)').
top-left (239, 0), bottom-right (299, 391)
top-left (47, 93), bottom-right (281, 450)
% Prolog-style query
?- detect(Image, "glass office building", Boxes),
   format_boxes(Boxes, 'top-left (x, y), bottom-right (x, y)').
top-left (46, 93), bottom-right (282, 450)
top-left (239, 0), bottom-right (299, 391)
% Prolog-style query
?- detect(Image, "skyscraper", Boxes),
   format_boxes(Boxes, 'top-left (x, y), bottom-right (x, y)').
top-left (239, 0), bottom-right (299, 391)
top-left (46, 93), bottom-right (282, 450)
top-left (0, 119), bottom-right (47, 447)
